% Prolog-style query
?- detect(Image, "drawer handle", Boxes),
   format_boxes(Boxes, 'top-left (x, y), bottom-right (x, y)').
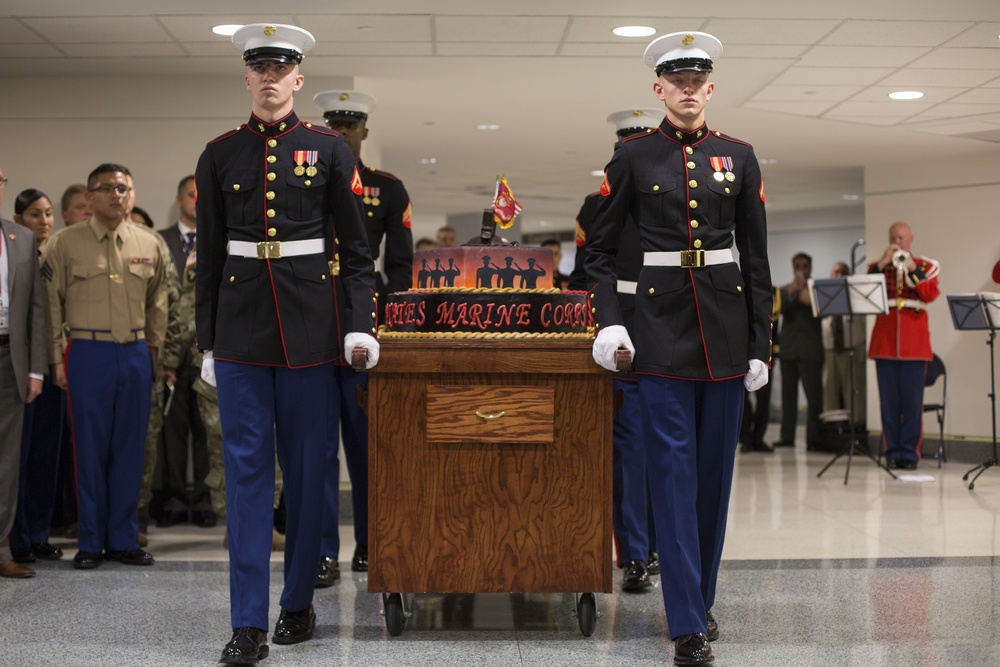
top-left (475, 410), bottom-right (506, 421)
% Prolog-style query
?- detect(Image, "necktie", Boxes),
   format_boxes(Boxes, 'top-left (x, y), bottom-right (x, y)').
top-left (109, 229), bottom-right (131, 342)
top-left (183, 231), bottom-right (196, 255)
top-left (833, 314), bottom-right (845, 352)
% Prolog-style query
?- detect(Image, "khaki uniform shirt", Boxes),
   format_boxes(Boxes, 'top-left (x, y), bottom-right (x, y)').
top-left (41, 217), bottom-right (167, 364)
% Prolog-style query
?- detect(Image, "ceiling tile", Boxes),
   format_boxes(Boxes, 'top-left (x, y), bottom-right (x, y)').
top-left (773, 66), bottom-right (895, 86)
top-left (821, 114), bottom-right (913, 126)
top-left (156, 15), bottom-right (297, 42)
top-left (908, 104), bottom-right (1000, 119)
top-left (941, 22), bottom-right (1000, 47)
top-left (798, 45), bottom-right (931, 68)
top-left (0, 18), bottom-right (43, 43)
top-left (850, 86), bottom-right (971, 103)
top-left (181, 42), bottom-right (243, 58)
top-left (435, 15), bottom-right (570, 43)
top-left (20, 16), bottom-right (173, 43)
top-left (701, 18), bottom-right (841, 45)
top-left (950, 87), bottom-right (1000, 104)
top-left (877, 68), bottom-right (1000, 88)
top-left (298, 14), bottom-right (433, 42)
top-left (823, 100), bottom-right (933, 119)
top-left (0, 43), bottom-right (63, 58)
top-left (743, 100), bottom-right (841, 116)
top-left (821, 20), bottom-right (973, 47)
top-left (437, 42), bottom-right (558, 57)
top-left (910, 47), bottom-right (1000, 69)
top-left (722, 44), bottom-right (807, 59)
top-left (751, 84), bottom-right (864, 102)
top-left (312, 42), bottom-right (434, 57)
top-left (60, 43), bottom-right (187, 58)
top-left (562, 16), bottom-right (703, 42)
top-left (559, 42), bottom-right (645, 57)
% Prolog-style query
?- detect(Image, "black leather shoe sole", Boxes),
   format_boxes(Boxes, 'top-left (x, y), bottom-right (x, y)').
top-left (32, 544), bottom-right (64, 560)
top-left (272, 608), bottom-right (315, 645)
top-left (219, 645), bottom-right (268, 665)
top-left (220, 628), bottom-right (269, 665)
top-left (104, 549), bottom-right (155, 566)
top-left (73, 552), bottom-right (102, 570)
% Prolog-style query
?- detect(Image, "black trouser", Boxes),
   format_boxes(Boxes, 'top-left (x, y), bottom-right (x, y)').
top-left (779, 358), bottom-right (823, 446)
top-left (159, 348), bottom-right (209, 513)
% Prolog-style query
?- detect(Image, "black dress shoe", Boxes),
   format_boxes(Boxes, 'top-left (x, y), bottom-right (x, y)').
top-left (73, 550), bottom-right (102, 570)
top-left (273, 605), bottom-right (315, 645)
top-left (351, 544), bottom-right (369, 572)
top-left (192, 510), bottom-right (218, 528)
top-left (740, 442), bottom-right (754, 453)
top-left (11, 548), bottom-right (35, 564)
top-left (621, 560), bottom-right (651, 592)
top-left (886, 458), bottom-right (900, 470)
top-left (315, 556), bottom-right (340, 588)
top-left (156, 510), bottom-right (188, 528)
top-left (753, 441), bottom-right (773, 453)
top-left (902, 460), bottom-right (918, 470)
top-left (220, 627), bottom-right (269, 664)
top-left (772, 440), bottom-right (794, 448)
top-left (104, 549), bottom-right (155, 566)
top-left (647, 551), bottom-right (660, 576)
top-left (706, 610), bottom-right (719, 642)
top-left (32, 543), bottom-right (64, 560)
top-left (674, 633), bottom-right (714, 665)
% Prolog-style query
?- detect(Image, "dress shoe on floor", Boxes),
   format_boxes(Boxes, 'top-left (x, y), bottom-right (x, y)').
top-left (739, 442), bottom-right (754, 453)
top-left (647, 551), bottom-right (660, 576)
top-left (352, 544), bottom-right (369, 572)
top-left (272, 605), bottom-right (315, 645)
top-left (673, 633), bottom-right (714, 665)
top-left (315, 556), bottom-right (340, 588)
top-left (73, 551), bottom-right (102, 570)
top-left (753, 441), bottom-right (774, 453)
top-left (104, 549), bottom-right (155, 566)
top-left (621, 560), bottom-right (651, 592)
top-left (772, 440), bottom-right (794, 448)
top-left (706, 610), bottom-right (719, 642)
top-left (192, 510), bottom-right (218, 528)
top-left (220, 627), bottom-right (269, 665)
top-left (33, 543), bottom-right (64, 560)
top-left (156, 510), bottom-right (188, 528)
top-left (0, 559), bottom-right (35, 578)
top-left (11, 549), bottom-right (35, 564)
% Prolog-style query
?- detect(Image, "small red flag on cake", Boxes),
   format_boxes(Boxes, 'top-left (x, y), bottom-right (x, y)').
top-left (492, 176), bottom-right (522, 229)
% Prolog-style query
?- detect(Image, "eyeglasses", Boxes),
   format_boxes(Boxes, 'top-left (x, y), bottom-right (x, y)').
top-left (89, 184), bottom-right (133, 196)
top-left (0, 177), bottom-right (8, 187)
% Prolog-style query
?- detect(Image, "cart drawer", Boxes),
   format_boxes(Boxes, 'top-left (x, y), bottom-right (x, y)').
top-left (425, 385), bottom-right (554, 443)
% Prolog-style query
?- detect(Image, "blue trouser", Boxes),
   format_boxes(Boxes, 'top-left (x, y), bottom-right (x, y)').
top-left (66, 339), bottom-right (151, 554)
top-left (11, 375), bottom-right (66, 553)
top-left (640, 375), bottom-right (743, 639)
top-left (216, 360), bottom-right (333, 631)
top-left (875, 359), bottom-right (926, 463)
top-left (612, 379), bottom-right (654, 564)
top-left (320, 364), bottom-right (369, 559)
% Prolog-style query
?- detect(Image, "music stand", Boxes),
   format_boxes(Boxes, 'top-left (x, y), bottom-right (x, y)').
top-left (952, 293), bottom-right (1000, 490)
top-left (811, 274), bottom-right (896, 484)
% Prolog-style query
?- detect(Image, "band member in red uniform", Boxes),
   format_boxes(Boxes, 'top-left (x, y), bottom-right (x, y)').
top-left (587, 32), bottom-right (772, 666)
top-left (868, 222), bottom-right (940, 470)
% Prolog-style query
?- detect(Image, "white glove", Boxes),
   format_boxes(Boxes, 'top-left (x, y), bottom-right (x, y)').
top-left (744, 359), bottom-right (768, 392)
top-left (201, 350), bottom-right (216, 387)
top-left (344, 332), bottom-right (380, 370)
top-left (592, 325), bottom-right (635, 372)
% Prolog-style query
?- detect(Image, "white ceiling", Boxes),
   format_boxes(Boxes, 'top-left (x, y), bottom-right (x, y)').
top-left (2, 0), bottom-right (1000, 234)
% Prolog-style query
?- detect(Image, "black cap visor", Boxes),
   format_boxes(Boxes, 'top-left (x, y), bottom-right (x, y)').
top-left (655, 58), bottom-right (713, 77)
top-left (323, 110), bottom-right (368, 124)
top-left (243, 47), bottom-right (303, 65)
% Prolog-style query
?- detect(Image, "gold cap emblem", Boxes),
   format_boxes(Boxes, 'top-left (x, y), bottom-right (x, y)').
top-left (340, 92), bottom-right (350, 101)
top-left (263, 25), bottom-right (277, 36)
top-left (632, 109), bottom-right (643, 117)
top-left (682, 33), bottom-right (695, 45)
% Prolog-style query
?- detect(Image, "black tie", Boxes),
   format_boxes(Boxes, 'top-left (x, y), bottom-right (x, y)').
top-left (183, 231), bottom-right (196, 255)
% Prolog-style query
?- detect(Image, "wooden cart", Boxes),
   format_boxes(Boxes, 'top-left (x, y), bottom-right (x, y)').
top-left (366, 338), bottom-right (614, 636)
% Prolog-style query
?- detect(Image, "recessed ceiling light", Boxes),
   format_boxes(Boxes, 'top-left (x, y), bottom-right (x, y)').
top-left (418, 158), bottom-right (437, 165)
top-left (888, 91), bottom-right (924, 100)
top-left (476, 124), bottom-right (501, 131)
top-left (212, 24), bottom-right (242, 36)
top-left (613, 26), bottom-right (656, 38)
top-left (591, 170), bottom-right (605, 177)
top-left (842, 194), bottom-right (860, 201)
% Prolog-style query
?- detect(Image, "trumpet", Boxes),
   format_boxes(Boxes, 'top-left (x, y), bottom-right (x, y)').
top-left (891, 249), bottom-right (911, 269)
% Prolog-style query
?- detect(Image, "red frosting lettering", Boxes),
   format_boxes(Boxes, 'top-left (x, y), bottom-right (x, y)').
top-left (416, 300), bottom-right (426, 326)
top-left (540, 302), bottom-right (552, 328)
top-left (515, 303), bottom-right (531, 326)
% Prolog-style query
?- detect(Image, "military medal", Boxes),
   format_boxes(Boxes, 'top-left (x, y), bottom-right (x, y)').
top-left (294, 150), bottom-right (319, 178)
top-left (725, 171), bottom-right (735, 182)
top-left (293, 150), bottom-right (307, 176)
top-left (713, 172), bottom-right (725, 182)
top-left (710, 156), bottom-right (734, 183)
top-left (370, 187), bottom-right (380, 206)
top-left (371, 196), bottom-right (380, 206)
top-left (306, 165), bottom-right (318, 177)
top-left (362, 186), bottom-right (372, 205)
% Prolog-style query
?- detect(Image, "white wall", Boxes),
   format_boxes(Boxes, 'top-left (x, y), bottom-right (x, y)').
top-left (866, 154), bottom-right (1000, 440)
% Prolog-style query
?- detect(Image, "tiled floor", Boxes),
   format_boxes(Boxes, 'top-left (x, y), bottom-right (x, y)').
top-left (3, 428), bottom-right (1000, 666)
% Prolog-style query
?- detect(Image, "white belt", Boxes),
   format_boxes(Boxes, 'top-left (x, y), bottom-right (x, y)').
top-left (644, 248), bottom-right (733, 268)
top-left (895, 298), bottom-right (924, 311)
top-left (228, 239), bottom-right (325, 260)
top-left (617, 280), bottom-right (637, 295)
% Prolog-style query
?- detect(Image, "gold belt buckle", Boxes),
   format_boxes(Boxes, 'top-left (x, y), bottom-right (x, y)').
top-left (896, 297), bottom-right (906, 310)
top-left (680, 249), bottom-right (705, 269)
top-left (257, 241), bottom-right (281, 260)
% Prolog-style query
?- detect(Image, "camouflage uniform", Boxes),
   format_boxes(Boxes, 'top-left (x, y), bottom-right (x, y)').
top-left (172, 256), bottom-right (283, 519)
top-left (139, 231), bottom-right (181, 511)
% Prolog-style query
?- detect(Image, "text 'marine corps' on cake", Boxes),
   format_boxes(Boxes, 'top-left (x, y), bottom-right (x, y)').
top-left (380, 229), bottom-right (593, 339)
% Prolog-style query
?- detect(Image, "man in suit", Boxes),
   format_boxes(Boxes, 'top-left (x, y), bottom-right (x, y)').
top-left (313, 89), bottom-right (413, 580)
top-left (0, 165), bottom-right (46, 579)
top-left (586, 32), bottom-right (772, 665)
top-left (157, 174), bottom-right (210, 526)
top-left (195, 24), bottom-right (378, 663)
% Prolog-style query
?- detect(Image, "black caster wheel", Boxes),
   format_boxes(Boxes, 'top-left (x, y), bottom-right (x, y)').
top-left (577, 593), bottom-right (596, 637)
top-left (383, 593), bottom-right (405, 636)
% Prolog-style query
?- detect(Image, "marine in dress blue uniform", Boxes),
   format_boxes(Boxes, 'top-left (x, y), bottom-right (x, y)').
top-left (312, 90), bottom-right (414, 578)
top-left (194, 24), bottom-right (379, 664)
top-left (586, 33), bottom-right (772, 666)
top-left (570, 108), bottom-right (664, 592)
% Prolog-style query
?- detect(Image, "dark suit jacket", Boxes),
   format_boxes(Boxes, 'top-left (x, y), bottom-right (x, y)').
top-left (1, 218), bottom-right (46, 400)
top-left (586, 118), bottom-right (772, 380)
top-left (159, 223), bottom-right (188, 280)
